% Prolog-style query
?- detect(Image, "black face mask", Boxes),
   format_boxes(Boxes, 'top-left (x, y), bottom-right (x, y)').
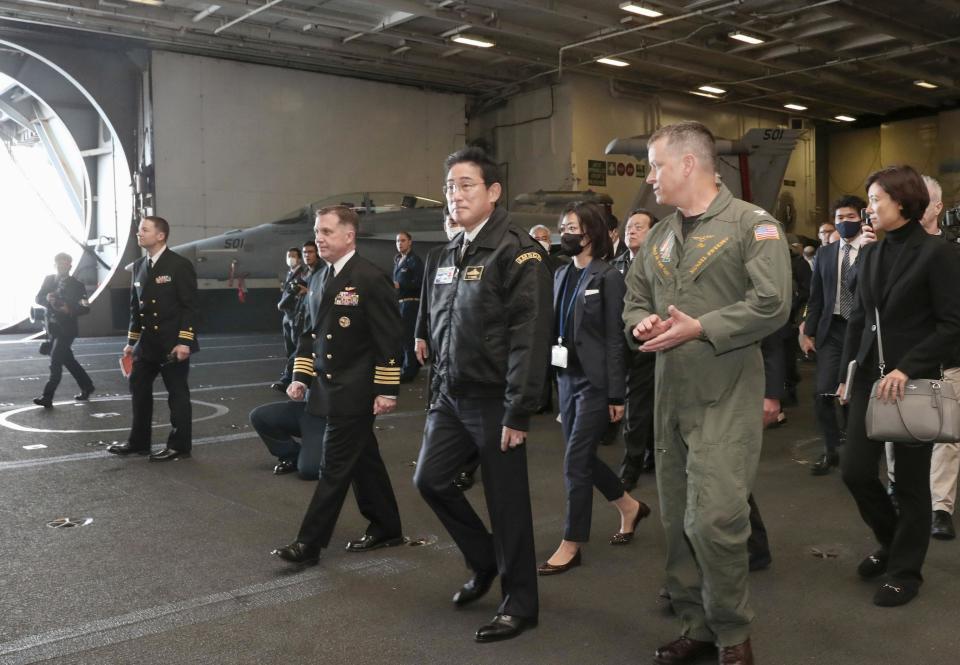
top-left (836, 220), bottom-right (861, 239)
top-left (559, 233), bottom-right (585, 256)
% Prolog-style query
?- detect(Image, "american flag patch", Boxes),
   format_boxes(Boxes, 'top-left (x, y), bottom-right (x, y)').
top-left (753, 224), bottom-right (780, 241)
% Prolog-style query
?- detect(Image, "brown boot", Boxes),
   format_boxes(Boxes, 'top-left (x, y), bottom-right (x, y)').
top-left (719, 638), bottom-right (754, 665)
top-left (653, 636), bottom-right (716, 664)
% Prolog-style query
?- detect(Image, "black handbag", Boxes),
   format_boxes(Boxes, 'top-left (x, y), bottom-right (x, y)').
top-left (865, 308), bottom-right (960, 443)
top-left (39, 340), bottom-right (52, 355)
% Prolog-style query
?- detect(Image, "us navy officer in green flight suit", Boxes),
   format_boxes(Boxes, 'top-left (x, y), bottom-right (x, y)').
top-left (622, 122), bottom-right (791, 665)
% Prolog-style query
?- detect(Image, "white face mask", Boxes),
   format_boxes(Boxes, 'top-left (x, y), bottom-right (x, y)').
top-left (539, 240), bottom-right (551, 252)
top-left (286, 257), bottom-right (299, 269)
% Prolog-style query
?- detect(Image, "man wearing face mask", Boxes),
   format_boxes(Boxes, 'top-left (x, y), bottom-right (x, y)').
top-left (273, 247), bottom-right (307, 392)
top-left (800, 195), bottom-right (868, 475)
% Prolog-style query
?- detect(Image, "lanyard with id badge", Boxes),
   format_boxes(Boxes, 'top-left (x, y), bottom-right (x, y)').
top-left (551, 268), bottom-right (589, 368)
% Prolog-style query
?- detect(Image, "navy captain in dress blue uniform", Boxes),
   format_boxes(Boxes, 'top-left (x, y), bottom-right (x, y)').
top-left (393, 231), bottom-right (424, 383)
top-left (272, 205), bottom-right (405, 564)
top-left (107, 216), bottom-right (199, 462)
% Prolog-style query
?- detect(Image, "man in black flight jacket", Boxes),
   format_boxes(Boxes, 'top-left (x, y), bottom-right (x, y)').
top-left (414, 147), bottom-right (552, 643)
top-left (272, 205), bottom-right (404, 564)
top-left (107, 216), bottom-right (199, 462)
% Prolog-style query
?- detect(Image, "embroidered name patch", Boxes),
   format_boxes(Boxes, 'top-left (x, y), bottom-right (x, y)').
top-left (334, 291), bottom-right (359, 306)
top-left (515, 251), bottom-right (542, 265)
top-left (753, 224), bottom-right (780, 241)
top-left (463, 266), bottom-right (484, 281)
top-left (155, 275), bottom-right (172, 284)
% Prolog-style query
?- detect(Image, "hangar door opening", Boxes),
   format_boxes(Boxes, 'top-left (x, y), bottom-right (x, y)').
top-left (0, 41), bottom-right (133, 332)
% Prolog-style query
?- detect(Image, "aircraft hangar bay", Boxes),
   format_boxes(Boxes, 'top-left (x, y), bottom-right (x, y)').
top-left (0, 1), bottom-right (958, 664)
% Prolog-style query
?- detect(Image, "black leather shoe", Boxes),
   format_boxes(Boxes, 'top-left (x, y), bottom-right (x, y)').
top-left (857, 550), bottom-right (888, 579)
top-left (149, 448), bottom-right (191, 462)
top-left (653, 635), bottom-right (716, 664)
top-left (74, 386), bottom-right (95, 401)
top-left (106, 442), bottom-right (149, 456)
top-left (270, 382), bottom-right (287, 393)
top-left (932, 510), bottom-right (956, 540)
top-left (271, 541), bottom-right (320, 565)
top-left (810, 452), bottom-right (839, 476)
top-left (345, 534), bottom-right (405, 552)
top-left (273, 459), bottom-right (297, 475)
top-left (452, 569), bottom-right (497, 606)
top-left (32, 396), bottom-right (53, 409)
top-left (474, 614), bottom-right (537, 643)
top-left (873, 580), bottom-right (919, 607)
top-left (453, 470), bottom-right (476, 491)
top-left (537, 549), bottom-right (582, 576)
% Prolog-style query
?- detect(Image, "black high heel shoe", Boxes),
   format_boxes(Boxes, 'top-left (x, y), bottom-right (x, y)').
top-left (610, 500), bottom-right (651, 545)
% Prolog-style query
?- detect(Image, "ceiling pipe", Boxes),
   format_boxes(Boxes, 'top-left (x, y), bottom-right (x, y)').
top-left (558, 0), bottom-right (741, 76)
top-left (214, 0), bottom-right (284, 35)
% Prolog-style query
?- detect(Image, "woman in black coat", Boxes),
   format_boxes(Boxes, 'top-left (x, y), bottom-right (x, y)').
top-left (838, 165), bottom-right (960, 606)
top-left (537, 201), bottom-right (650, 576)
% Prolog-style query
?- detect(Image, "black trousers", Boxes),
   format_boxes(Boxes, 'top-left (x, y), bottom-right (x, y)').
top-left (279, 319), bottom-right (297, 384)
top-left (249, 400), bottom-right (324, 479)
top-left (128, 356), bottom-right (191, 452)
top-left (414, 393), bottom-right (538, 619)
top-left (622, 351), bottom-right (655, 466)
top-left (747, 494), bottom-right (769, 560)
top-left (557, 370), bottom-right (623, 542)
top-left (42, 334), bottom-right (93, 399)
top-left (399, 300), bottom-right (419, 381)
top-left (814, 319), bottom-right (847, 455)
top-left (842, 377), bottom-right (933, 583)
top-left (297, 412), bottom-right (402, 548)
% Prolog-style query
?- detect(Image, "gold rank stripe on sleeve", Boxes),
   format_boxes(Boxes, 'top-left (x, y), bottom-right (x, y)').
top-left (178, 330), bottom-right (195, 340)
top-left (128, 331), bottom-right (141, 340)
top-left (293, 358), bottom-right (317, 376)
top-left (374, 365), bottom-right (402, 385)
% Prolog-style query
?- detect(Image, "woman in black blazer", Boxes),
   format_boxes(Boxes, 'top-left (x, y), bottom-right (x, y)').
top-left (538, 201), bottom-right (650, 576)
top-left (838, 165), bottom-right (960, 606)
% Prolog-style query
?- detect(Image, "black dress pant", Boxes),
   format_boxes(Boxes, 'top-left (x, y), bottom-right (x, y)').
top-left (279, 319), bottom-right (297, 384)
top-left (399, 300), bottom-right (419, 381)
top-left (42, 335), bottom-right (93, 399)
top-left (746, 494), bottom-right (769, 560)
top-left (297, 412), bottom-right (402, 548)
top-left (841, 376), bottom-right (933, 583)
top-left (129, 356), bottom-right (191, 452)
top-left (414, 393), bottom-right (538, 619)
top-left (814, 319), bottom-right (847, 455)
top-left (557, 370), bottom-right (623, 542)
top-left (622, 351), bottom-right (655, 466)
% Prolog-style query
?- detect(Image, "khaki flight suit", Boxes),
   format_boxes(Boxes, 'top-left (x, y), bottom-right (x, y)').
top-left (623, 184), bottom-right (791, 646)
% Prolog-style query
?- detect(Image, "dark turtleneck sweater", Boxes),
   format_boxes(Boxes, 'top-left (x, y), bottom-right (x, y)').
top-left (876, 220), bottom-right (921, 300)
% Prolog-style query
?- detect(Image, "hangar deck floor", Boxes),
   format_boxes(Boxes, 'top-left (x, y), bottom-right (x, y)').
top-left (0, 332), bottom-right (957, 665)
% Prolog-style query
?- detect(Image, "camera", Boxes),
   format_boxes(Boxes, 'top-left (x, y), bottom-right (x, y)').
top-left (943, 205), bottom-right (960, 243)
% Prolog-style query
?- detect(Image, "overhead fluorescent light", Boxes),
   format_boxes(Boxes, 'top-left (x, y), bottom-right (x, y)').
top-left (391, 45), bottom-right (411, 55)
top-left (192, 4), bottom-right (220, 22)
top-left (698, 85), bottom-right (726, 95)
top-left (689, 90), bottom-right (720, 99)
top-left (596, 57), bottom-right (630, 67)
top-left (451, 34), bottom-right (495, 48)
top-left (129, 0), bottom-right (165, 5)
top-left (98, 0), bottom-right (128, 8)
top-left (619, 2), bottom-right (663, 18)
top-left (914, 80), bottom-right (938, 89)
top-left (784, 103), bottom-right (808, 111)
top-left (835, 115), bottom-right (857, 122)
top-left (729, 31), bottom-right (764, 45)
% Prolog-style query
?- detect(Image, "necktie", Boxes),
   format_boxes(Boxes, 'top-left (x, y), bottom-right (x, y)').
top-left (147, 258), bottom-right (154, 277)
top-left (459, 238), bottom-right (471, 263)
top-left (838, 244), bottom-right (853, 319)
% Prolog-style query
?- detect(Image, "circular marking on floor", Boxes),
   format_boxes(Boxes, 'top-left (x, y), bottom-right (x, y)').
top-left (0, 397), bottom-right (229, 434)
top-left (47, 517), bottom-right (94, 528)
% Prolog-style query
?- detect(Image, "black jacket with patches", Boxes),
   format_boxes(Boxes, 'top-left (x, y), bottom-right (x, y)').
top-left (416, 206), bottom-right (552, 431)
top-left (292, 254), bottom-right (403, 418)
top-left (36, 274), bottom-right (89, 338)
top-left (127, 248), bottom-right (199, 361)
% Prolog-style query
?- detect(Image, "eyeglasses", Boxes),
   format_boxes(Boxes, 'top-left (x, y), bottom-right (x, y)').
top-left (442, 181), bottom-right (481, 195)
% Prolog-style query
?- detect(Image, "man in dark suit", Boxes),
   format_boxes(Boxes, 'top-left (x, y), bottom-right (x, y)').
top-left (107, 216), bottom-right (199, 462)
top-left (272, 247), bottom-right (307, 392)
top-left (612, 209), bottom-right (658, 489)
top-left (394, 231), bottom-right (424, 383)
top-left (33, 252), bottom-right (95, 408)
top-left (272, 205), bottom-right (404, 565)
top-left (800, 195), bottom-right (869, 475)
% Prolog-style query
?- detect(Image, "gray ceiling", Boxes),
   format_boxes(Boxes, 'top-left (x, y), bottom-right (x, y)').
top-left (0, 0), bottom-right (958, 124)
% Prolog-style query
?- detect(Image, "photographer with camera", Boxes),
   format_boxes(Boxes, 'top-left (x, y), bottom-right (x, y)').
top-left (32, 252), bottom-right (94, 408)
top-left (272, 246), bottom-right (308, 392)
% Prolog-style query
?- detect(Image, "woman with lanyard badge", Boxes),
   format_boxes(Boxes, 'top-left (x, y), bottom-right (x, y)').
top-left (539, 201), bottom-right (651, 576)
